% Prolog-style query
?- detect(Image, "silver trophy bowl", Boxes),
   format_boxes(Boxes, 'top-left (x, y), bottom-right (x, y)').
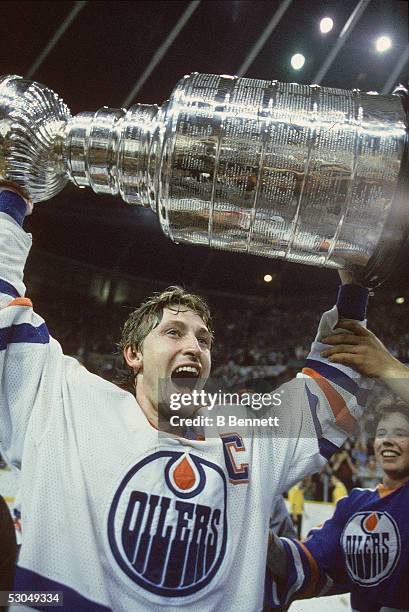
top-left (0, 73), bottom-right (408, 286)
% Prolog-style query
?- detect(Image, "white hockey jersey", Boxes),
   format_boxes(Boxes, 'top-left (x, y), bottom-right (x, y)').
top-left (0, 195), bottom-right (370, 612)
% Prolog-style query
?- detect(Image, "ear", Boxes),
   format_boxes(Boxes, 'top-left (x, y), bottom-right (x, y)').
top-left (123, 346), bottom-right (143, 373)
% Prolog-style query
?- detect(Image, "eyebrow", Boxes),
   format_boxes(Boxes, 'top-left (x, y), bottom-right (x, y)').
top-left (161, 319), bottom-right (211, 336)
top-left (376, 427), bottom-right (409, 434)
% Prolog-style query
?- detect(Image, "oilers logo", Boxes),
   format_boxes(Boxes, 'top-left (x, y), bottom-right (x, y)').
top-left (107, 451), bottom-right (227, 597)
top-left (341, 511), bottom-right (401, 586)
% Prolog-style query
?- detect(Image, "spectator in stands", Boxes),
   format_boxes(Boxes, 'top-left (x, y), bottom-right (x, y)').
top-left (330, 474), bottom-right (348, 504)
top-left (330, 444), bottom-right (358, 491)
top-left (351, 438), bottom-right (368, 470)
top-left (287, 481), bottom-right (305, 538)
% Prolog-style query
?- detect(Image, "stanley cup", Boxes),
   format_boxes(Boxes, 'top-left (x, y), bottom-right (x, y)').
top-left (0, 72), bottom-right (408, 286)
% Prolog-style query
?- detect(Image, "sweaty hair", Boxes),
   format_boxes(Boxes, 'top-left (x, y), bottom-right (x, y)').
top-left (116, 286), bottom-right (213, 394)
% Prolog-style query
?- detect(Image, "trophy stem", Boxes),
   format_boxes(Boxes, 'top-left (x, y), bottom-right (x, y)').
top-left (62, 104), bottom-right (161, 207)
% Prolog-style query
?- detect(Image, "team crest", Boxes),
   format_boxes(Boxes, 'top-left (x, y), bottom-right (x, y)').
top-left (107, 451), bottom-right (227, 596)
top-left (341, 511), bottom-right (401, 586)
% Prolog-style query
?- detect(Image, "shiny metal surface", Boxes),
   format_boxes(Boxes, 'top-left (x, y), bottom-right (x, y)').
top-left (161, 75), bottom-right (406, 275)
top-left (0, 75), bottom-right (70, 202)
top-left (0, 72), bottom-right (407, 280)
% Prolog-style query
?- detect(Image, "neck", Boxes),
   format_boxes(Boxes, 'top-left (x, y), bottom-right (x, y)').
top-left (382, 472), bottom-right (409, 490)
top-left (135, 386), bottom-right (185, 437)
top-left (135, 385), bottom-right (157, 422)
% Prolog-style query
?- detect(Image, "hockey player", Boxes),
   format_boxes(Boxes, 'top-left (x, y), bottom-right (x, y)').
top-left (1, 182), bottom-right (372, 611)
top-left (266, 400), bottom-right (409, 611)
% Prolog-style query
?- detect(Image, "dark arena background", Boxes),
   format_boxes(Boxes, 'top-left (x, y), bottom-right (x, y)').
top-left (1, 2), bottom-right (408, 611)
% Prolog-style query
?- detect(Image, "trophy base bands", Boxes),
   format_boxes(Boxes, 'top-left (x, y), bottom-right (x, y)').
top-left (0, 591), bottom-right (63, 607)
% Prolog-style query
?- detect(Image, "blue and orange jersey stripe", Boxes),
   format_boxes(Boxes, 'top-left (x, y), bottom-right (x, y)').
top-left (302, 367), bottom-right (356, 434)
top-left (305, 358), bottom-right (368, 406)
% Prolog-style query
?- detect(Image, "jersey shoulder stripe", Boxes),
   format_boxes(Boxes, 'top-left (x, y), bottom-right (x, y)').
top-left (305, 385), bottom-right (341, 458)
top-left (305, 358), bottom-right (365, 402)
top-left (0, 278), bottom-right (20, 299)
top-left (0, 322), bottom-right (49, 350)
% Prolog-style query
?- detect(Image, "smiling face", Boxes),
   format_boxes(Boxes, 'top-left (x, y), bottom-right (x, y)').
top-left (124, 306), bottom-right (212, 423)
top-left (374, 411), bottom-right (409, 486)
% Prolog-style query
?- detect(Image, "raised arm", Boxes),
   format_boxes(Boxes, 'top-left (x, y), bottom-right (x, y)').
top-left (0, 187), bottom-right (60, 467)
top-left (280, 273), bottom-right (371, 489)
top-left (320, 320), bottom-right (409, 404)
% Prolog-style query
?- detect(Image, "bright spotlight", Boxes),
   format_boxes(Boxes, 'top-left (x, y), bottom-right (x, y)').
top-left (396, 296), bottom-right (405, 304)
top-left (264, 274), bottom-right (273, 283)
top-left (320, 17), bottom-right (333, 33)
top-left (376, 35), bottom-right (392, 53)
top-left (291, 53), bottom-right (305, 70)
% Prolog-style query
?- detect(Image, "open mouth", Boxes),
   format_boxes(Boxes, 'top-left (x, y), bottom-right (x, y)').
top-left (171, 365), bottom-right (200, 391)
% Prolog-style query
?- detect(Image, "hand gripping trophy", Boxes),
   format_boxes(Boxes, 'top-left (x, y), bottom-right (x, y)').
top-left (0, 73), bottom-right (408, 286)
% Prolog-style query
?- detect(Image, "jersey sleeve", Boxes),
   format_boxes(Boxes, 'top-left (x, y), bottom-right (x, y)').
top-left (280, 285), bottom-right (371, 488)
top-left (0, 191), bottom-right (63, 468)
top-left (265, 496), bottom-right (352, 608)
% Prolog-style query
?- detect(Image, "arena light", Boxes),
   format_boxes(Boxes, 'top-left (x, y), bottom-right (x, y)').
top-left (320, 17), bottom-right (334, 34)
top-left (313, 0), bottom-right (370, 84)
top-left (376, 35), bottom-right (392, 53)
top-left (396, 296), bottom-right (405, 304)
top-left (381, 43), bottom-right (409, 94)
top-left (264, 274), bottom-right (273, 283)
top-left (291, 53), bottom-right (305, 70)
